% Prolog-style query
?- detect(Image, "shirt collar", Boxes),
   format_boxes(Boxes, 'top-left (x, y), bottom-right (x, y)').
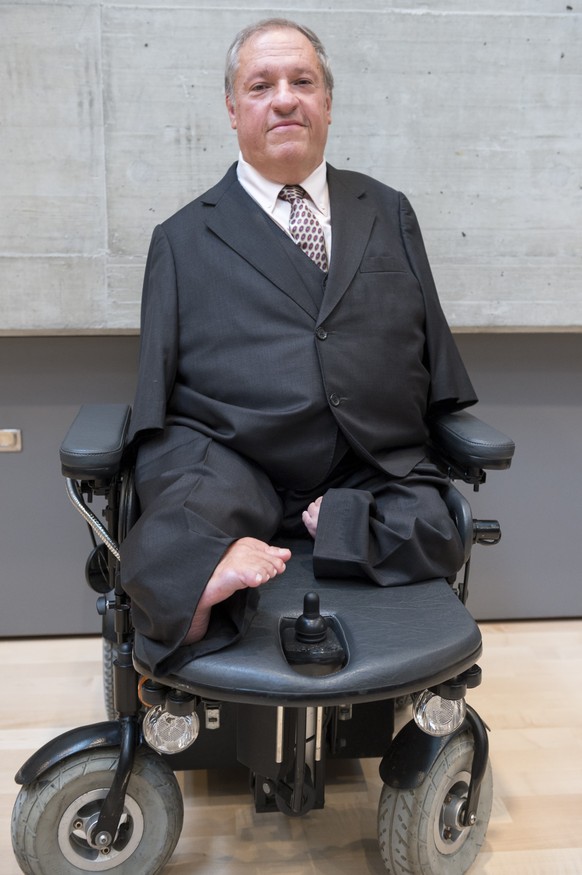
top-left (236, 154), bottom-right (329, 217)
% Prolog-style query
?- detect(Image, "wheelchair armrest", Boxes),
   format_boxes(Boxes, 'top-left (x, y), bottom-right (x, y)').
top-left (429, 410), bottom-right (515, 484)
top-left (60, 404), bottom-right (131, 480)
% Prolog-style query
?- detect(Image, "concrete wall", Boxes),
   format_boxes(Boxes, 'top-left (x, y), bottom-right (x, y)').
top-left (1, 1), bottom-right (581, 332)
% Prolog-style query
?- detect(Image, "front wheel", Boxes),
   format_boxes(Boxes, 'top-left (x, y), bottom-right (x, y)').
top-left (377, 731), bottom-right (493, 875)
top-left (12, 746), bottom-right (183, 875)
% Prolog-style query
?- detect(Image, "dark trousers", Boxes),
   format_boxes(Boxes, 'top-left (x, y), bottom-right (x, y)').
top-left (121, 425), bottom-right (464, 672)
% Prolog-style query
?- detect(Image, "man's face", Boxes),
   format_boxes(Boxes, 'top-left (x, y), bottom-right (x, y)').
top-left (226, 27), bottom-right (332, 184)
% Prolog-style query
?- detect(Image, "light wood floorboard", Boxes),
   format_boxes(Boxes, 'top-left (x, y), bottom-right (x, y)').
top-left (2, 620), bottom-right (582, 874)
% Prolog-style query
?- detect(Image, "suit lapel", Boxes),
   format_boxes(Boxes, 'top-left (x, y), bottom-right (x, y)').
top-left (319, 166), bottom-right (376, 324)
top-left (202, 167), bottom-right (320, 320)
top-left (201, 164), bottom-right (376, 324)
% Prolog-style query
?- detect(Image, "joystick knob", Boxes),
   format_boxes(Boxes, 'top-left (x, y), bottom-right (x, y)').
top-left (294, 592), bottom-right (327, 643)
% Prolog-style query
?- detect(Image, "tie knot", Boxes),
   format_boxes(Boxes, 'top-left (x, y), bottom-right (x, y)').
top-left (278, 184), bottom-right (307, 204)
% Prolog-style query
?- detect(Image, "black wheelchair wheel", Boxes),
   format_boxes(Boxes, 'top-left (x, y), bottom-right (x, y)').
top-left (11, 747), bottom-right (183, 875)
top-left (377, 731), bottom-right (493, 875)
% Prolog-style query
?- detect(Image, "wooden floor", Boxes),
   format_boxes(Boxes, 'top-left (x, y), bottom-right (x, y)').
top-left (2, 620), bottom-right (582, 874)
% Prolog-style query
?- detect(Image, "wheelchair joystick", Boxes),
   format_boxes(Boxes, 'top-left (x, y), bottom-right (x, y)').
top-left (281, 592), bottom-right (347, 676)
top-left (294, 592), bottom-right (327, 643)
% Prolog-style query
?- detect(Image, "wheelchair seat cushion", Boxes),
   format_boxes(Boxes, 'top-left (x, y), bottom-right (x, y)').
top-left (134, 539), bottom-right (482, 707)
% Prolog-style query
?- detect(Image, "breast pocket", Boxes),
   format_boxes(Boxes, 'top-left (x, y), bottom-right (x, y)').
top-left (359, 255), bottom-right (409, 274)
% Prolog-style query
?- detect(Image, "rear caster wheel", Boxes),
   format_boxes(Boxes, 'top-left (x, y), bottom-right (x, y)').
top-left (377, 731), bottom-right (493, 874)
top-left (12, 746), bottom-right (183, 875)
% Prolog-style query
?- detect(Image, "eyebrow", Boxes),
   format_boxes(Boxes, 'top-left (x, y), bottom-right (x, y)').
top-left (244, 64), bottom-right (319, 84)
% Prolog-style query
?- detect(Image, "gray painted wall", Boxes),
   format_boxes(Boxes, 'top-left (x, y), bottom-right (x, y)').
top-left (1, 337), bottom-right (139, 636)
top-left (455, 333), bottom-right (582, 621)
top-left (1, 1), bottom-right (581, 332)
top-left (1, 334), bottom-right (580, 637)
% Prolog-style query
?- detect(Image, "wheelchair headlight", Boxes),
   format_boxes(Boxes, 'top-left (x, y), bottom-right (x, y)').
top-left (142, 693), bottom-right (200, 754)
top-left (412, 689), bottom-right (466, 737)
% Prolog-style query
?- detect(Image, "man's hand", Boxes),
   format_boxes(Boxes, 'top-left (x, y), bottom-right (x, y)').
top-left (302, 496), bottom-right (323, 539)
top-left (183, 538), bottom-right (291, 644)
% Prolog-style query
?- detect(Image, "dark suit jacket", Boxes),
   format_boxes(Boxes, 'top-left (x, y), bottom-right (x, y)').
top-left (129, 163), bottom-right (476, 487)
top-left (123, 163), bottom-right (477, 674)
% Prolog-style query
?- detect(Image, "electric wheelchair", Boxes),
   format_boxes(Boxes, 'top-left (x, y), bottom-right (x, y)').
top-left (11, 403), bottom-right (514, 875)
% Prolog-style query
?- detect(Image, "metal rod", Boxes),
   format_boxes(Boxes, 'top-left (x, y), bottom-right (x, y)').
top-left (315, 707), bottom-right (324, 762)
top-left (275, 706), bottom-right (284, 764)
top-left (65, 478), bottom-right (120, 560)
top-left (291, 709), bottom-right (307, 815)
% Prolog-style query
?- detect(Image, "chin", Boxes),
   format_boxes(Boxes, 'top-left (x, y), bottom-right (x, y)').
top-left (273, 143), bottom-right (314, 166)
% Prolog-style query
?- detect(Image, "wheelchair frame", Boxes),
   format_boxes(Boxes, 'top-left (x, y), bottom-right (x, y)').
top-left (12, 404), bottom-right (514, 875)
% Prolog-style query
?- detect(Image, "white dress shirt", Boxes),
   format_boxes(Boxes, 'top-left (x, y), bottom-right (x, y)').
top-left (236, 154), bottom-right (332, 263)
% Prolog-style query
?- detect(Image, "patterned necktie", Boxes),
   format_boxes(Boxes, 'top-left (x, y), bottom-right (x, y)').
top-left (278, 185), bottom-right (328, 272)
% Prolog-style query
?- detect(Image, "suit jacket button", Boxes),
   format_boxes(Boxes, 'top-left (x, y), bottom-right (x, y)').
top-left (329, 393), bottom-right (340, 407)
top-left (316, 326), bottom-right (328, 340)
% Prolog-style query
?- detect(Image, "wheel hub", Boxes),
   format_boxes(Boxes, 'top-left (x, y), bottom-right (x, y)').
top-left (57, 788), bottom-right (144, 871)
top-left (434, 770), bottom-right (472, 855)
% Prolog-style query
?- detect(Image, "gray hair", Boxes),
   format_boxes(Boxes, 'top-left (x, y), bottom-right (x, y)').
top-left (224, 18), bottom-right (334, 102)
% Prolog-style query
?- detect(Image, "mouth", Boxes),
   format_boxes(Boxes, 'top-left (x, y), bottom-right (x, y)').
top-left (269, 120), bottom-right (305, 132)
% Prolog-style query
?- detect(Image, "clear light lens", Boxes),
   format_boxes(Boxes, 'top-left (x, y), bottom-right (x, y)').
top-left (142, 705), bottom-right (200, 754)
top-left (413, 690), bottom-right (466, 737)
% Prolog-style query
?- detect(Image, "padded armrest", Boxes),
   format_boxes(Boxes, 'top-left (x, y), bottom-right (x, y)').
top-left (60, 404), bottom-right (131, 480)
top-left (430, 410), bottom-right (515, 473)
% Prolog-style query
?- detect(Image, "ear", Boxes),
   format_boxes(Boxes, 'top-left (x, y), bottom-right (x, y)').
top-left (226, 94), bottom-right (237, 130)
top-left (325, 93), bottom-right (332, 126)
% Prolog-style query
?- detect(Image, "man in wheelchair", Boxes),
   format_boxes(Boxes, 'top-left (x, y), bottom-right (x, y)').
top-left (120, 16), bottom-right (478, 677)
top-left (12, 17), bottom-right (515, 875)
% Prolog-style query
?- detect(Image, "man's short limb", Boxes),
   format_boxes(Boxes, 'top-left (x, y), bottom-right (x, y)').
top-left (183, 538), bottom-right (292, 644)
top-left (302, 495), bottom-right (323, 538)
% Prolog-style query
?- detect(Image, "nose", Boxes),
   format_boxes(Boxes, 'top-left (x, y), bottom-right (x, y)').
top-left (272, 80), bottom-right (299, 112)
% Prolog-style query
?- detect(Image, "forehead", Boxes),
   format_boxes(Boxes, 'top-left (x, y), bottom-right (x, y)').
top-left (236, 27), bottom-right (322, 82)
